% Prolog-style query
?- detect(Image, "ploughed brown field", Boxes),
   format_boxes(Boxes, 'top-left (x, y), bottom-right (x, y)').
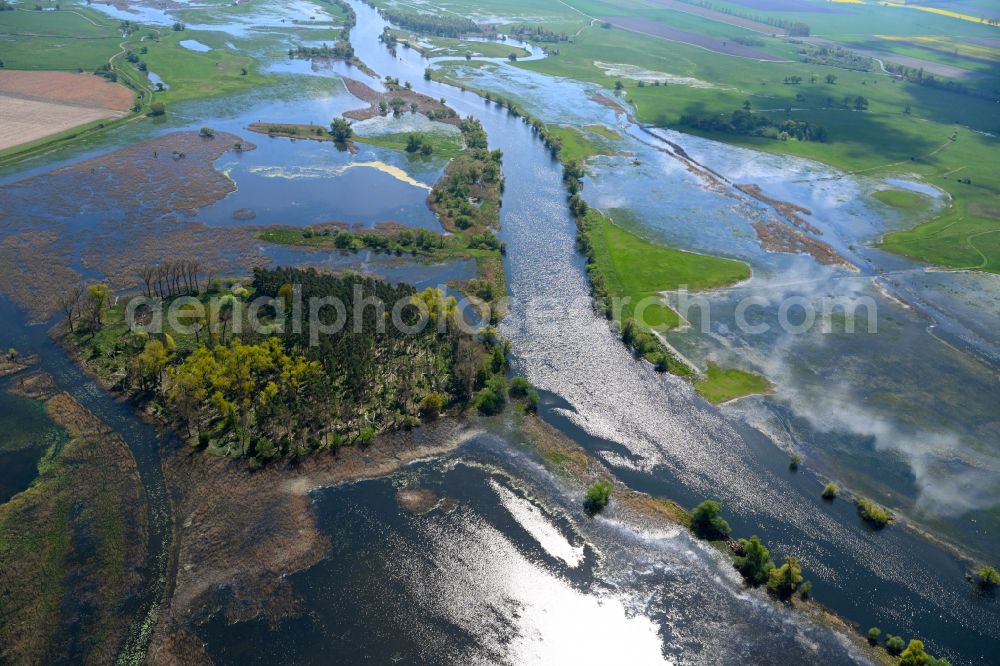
top-left (598, 15), bottom-right (782, 60)
top-left (0, 70), bottom-right (134, 151)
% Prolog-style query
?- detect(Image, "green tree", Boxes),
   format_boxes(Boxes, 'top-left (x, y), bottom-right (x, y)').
top-left (885, 635), bottom-right (905, 655)
top-left (900, 639), bottom-right (928, 666)
top-left (733, 535), bottom-right (774, 586)
top-left (330, 117), bottom-right (353, 142)
top-left (585, 480), bottom-right (612, 514)
top-left (690, 499), bottom-right (731, 540)
top-left (82, 282), bottom-right (110, 333)
top-left (867, 627), bottom-right (881, 644)
top-left (767, 555), bottom-right (804, 599)
top-left (149, 101), bottom-right (166, 116)
top-left (136, 339), bottom-right (169, 390)
top-left (199, 126), bottom-right (214, 138)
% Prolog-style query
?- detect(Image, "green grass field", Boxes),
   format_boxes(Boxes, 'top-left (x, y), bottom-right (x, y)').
top-left (138, 28), bottom-right (271, 105)
top-left (0, 7), bottom-right (123, 71)
top-left (872, 188), bottom-right (931, 210)
top-left (546, 125), bottom-right (616, 162)
top-left (695, 362), bottom-right (774, 404)
top-left (585, 209), bottom-right (750, 329)
top-left (354, 129), bottom-right (465, 159)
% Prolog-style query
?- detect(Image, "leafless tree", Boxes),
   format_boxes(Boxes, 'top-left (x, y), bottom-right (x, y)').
top-left (137, 264), bottom-right (157, 297)
top-left (58, 283), bottom-right (84, 332)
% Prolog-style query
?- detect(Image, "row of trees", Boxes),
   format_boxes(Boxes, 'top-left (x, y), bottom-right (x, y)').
top-left (373, 5), bottom-right (478, 37)
top-left (799, 46), bottom-right (873, 72)
top-left (135, 259), bottom-right (210, 298)
top-left (679, 109), bottom-right (829, 142)
top-left (288, 42), bottom-right (355, 60)
top-left (509, 24), bottom-right (570, 44)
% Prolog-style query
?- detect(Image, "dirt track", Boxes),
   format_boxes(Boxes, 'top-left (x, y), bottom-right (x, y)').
top-left (0, 70), bottom-right (133, 151)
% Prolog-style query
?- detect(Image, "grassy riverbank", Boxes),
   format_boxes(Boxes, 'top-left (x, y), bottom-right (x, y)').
top-left (584, 209), bottom-right (750, 329)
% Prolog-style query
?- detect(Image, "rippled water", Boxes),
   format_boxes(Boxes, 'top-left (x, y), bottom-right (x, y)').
top-left (200, 437), bottom-right (869, 665)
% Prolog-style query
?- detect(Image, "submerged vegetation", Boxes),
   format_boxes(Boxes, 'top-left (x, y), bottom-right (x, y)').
top-left (857, 498), bottom-right (894, 528)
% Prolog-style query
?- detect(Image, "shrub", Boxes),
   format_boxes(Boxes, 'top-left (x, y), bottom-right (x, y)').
top-left (509, 376), bottom-right (530, 398)
top-left (149, 102), bottom-right (166, 116)
top-left (475, 375), bottom-right (507, 415)
top-left (419, 392), bottom-right (446, 418)
top-left (789, 454), bottom-right (801, 470)
top-left (690, 499), bottom-right (731, 540)
top-left (867, 627), bottom-right (881, 644)
top-left (585, 480), bottom-right (611, 514)
top-left (798, 580), bottom-right (812, 599)
top-left (857, 498), bottom-right (893, 528)
top-left (976, 565), bottom-right (1000, 588)
top-left (822, 482), bottom-right (838, 499)
top-left (525, 390), bottom-right (540, 414)
top-left (199, 126), bottom-right (214, 138)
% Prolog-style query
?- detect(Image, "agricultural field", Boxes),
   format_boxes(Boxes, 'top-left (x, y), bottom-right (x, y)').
top-left (0, 70), bottom-right (133, 151)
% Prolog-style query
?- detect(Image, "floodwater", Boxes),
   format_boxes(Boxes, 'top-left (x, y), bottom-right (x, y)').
top-left (0, 390), bottom-right (66, 505)
top-left (0, 0), bottom-right (996, 663)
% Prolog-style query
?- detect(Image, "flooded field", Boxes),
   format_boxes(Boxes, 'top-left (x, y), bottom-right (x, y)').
top-left (0, 0), bottom-right (996, 663)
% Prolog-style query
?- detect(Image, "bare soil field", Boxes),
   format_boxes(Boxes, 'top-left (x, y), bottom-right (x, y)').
top-left (0, 70), bottom-right (133, 151)
top-left (598, 15), bottom-right (784, 60)
top-left (647, 0), bottom-right (788, 34)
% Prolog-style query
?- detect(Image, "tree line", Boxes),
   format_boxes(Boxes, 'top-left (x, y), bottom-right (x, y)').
top-left (368, 3), bottom-right (479, 38)
top-left (680, 108), bottom-right (828, 143)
